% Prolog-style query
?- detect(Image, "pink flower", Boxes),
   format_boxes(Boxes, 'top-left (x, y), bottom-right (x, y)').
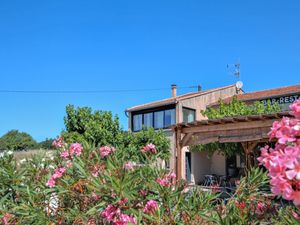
top-left (46, 178), bottom-right (56, 188)
top-left (143, 200), bottom-right (158, 214)
top-left (286, 160), bottom-right (300, 180)
top-left (235, 201), bottom-right (246, 210)
top-left (123, 161), bottom-right (134, 171)
top-left (141, 143), bottom-right (157, 154)
top-left (156, 172), bottom-right (176, 187)
top-left (116, 214), bottom-right (137, 225)
top-left (290, 100), bottom-right (300, 119)
top-left (293, 190), bottom-right (300, 205)
top-left (52, 137), bottom-right (64, 148)
top-left (1, 213), bottom-right (13, 225)
top-left (69, 143), bottom-right (83, 156)
top-left (100, 204), bottom-right (120, 222)
top-left (87, 218), bottom-right (97, 225)
top-left (47, 167), bottom-right (66, 188)
top-left (292, 210), bottom-right (300, 220)
top-left (91, 164), bottom-right (101, 177)
top-left (91, 192), bottom-right (101, 202)
top-left (99, 146), bottom-right (114, 157)
top-left (60, 150), bottom-right (69, 159)
top-left (100, 205), bottom-right (137, 225)
top-left (52, 167), bottom-right (66, 179)
top-left (259, 102), bottom-right (300, 205)
top-left (255, 202), bottom-right (265, 215)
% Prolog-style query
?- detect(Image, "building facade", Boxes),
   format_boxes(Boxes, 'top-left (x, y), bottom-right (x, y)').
top-left (189, 83), bottom-right (300, 184)
top-left (125, 83), bottom-right (241, 172)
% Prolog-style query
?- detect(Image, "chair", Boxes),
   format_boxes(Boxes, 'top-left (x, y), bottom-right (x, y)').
top-left (203, 175), bottom-right (218, 186)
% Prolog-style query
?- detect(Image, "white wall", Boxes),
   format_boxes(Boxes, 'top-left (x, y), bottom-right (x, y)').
top-left (191, 151), bottom-right (211, 184)
top-left (191, 151), bottom-right (226, 184)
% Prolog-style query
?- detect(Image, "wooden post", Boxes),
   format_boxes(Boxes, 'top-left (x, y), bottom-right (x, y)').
top-left (175, 127), bottom-right (182, 180)
top-left (241, 141), bottom-right (257, 170)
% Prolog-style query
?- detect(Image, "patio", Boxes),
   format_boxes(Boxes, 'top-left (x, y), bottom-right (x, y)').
top-left (172, 111), bottom-right (292, 181)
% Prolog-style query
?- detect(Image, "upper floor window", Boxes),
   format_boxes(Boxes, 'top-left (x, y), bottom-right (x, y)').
top-left (133, 114), bottom-right (142, 132)
top-left (182, 107), bottom-right (195, 123)
top-left (132, 106), bottom-right (176, 131)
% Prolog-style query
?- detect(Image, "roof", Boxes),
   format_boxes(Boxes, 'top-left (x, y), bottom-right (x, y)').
top-left (209, 84), bottom-right (300, 107)
top-left (126, 84), bottom-right (237, 112)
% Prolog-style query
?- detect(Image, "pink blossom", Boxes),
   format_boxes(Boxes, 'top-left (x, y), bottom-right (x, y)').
top-left (1, 213), bottom-right (13, 225)
top-left (69, 143), bottom-right (83, 156)
top-left (52, 137), bottom-right (64, 148)
top-left (293, 190), bottom-right (300, 205)
top-left (235, 201), bottom-right (246, 210)
top-left (290, 100), bottom-right (300, 119)
top-left (91, 164), bottom-right (101, 177)
top-left (52, 167), bottom-right (66, 179)
top-left (99, 146), bottom-right (114, 157)
top-left (100, 205), bottom-right (136, 225)
top-left (115, 214), bottom-right (137, 225)
top-left (46, 178), bottom-right (56, 188)
top-left (60, 150), bottom-right (69, 159)
top-left (292, 210), bottom-right (300, 220)
top-left (91, 192), bottom-right (101, 202)
top-left (141, 143), bottom-right (157, 154)
top-left (143, 200), bottom-right (158, 214)
top-left (255, 202), bottom-right (265, 215)
top-left (47, 167), bottom-right (66, 188)
top-left (100, 204), bottom-right (120, 222)
top-left (259, 101), bottom-right (300, 205)
top-left (286, 160), bottom-right (300, 180)
top-left (156, 172), bottom-right (176, 187)
top-left (123, 161), bottom-right (134, 171)
top-left (87, 218), bottom-right (97, 225)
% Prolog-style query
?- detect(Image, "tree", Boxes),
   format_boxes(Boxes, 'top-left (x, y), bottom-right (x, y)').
top-left (62, 104), bottom-right (121, 147)
top-left (0, 130), bottom-right (37, 151)
top-left (38, 138), bottom-right (55, 149)
top-left (61, 105), bottom-right (170, 159)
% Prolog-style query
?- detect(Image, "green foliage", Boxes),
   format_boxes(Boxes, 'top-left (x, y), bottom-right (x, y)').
top-left (62, 104), bottom-right (121, 146)
top-left (0, 151), bottom-right (294, 224)
top-left (38, 138), bottom-right (55, 149)
top-left (190, 142), bottom-right (244, 157)
top-left (191, 97), bottom-right (281, 156)
top-left (202, 96), bottom-right (281, 119)
top-left (0, 130), bottom-right (37, 151)
top-left (62, 105), bottom-right (170, 160)
top-left (119, 128), bottom-right (170, 161)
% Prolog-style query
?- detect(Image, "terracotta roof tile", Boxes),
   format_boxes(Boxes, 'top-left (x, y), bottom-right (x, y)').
top-left (209, 84), bottom-right (300, 107)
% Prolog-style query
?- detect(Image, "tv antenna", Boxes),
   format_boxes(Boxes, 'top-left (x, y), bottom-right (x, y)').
top-left (227, 60), bottom-right (240, 78)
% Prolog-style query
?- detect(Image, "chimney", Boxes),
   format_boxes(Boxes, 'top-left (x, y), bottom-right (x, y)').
top-left (171, 84), bottom-right (177, 97)
top-left (197, 85), bottom-right (202, 92)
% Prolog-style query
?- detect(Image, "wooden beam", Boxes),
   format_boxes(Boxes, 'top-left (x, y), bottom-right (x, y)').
top-left (182, 119), bottom-right (276, 134)
top-left (185, 127), bottom-right (271, 145)
top-left (181, 133), bottom-right (194, 146)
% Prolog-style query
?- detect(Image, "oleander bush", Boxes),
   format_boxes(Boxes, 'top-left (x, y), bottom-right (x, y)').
top-left (0, 100), bottom-right (300, 224)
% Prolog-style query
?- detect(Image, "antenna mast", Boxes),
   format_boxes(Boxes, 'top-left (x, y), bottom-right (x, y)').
top-left (227, 60), bottom-right (240, 79)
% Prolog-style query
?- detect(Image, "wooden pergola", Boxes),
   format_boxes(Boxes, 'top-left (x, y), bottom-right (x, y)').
top-left (173, 112), bottom-right (292, 180)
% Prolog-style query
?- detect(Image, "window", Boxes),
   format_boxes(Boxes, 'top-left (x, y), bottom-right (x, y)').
top-left (183, 107), bottom-right (195, 123)
top-left (164, 109), bottom-right (176, 127)
top-left (154, 111), bottom-right (164, 129)
top-left (132, 105), bottom-right (176, 131)
top-left (133, 114), bottom-right (142, 131)
top-left (143, 112), bottom-right (153, 128)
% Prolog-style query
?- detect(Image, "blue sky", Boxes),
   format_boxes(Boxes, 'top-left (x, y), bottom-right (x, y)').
top-left (0, 1), bottom-right (299, 141)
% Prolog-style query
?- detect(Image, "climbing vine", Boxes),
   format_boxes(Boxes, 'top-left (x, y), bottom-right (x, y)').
top-left (190, 97), bottom-right (281, 156)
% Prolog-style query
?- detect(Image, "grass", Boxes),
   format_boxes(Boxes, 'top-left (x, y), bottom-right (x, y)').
top-left (13, 149), bottom-right (54, 162)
